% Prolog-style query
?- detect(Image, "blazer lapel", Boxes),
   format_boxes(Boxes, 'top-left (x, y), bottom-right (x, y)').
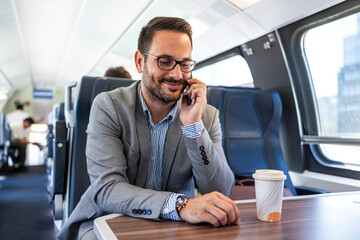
top-left (162, 110), bottom-right (182, 190)
top-left (134, 87), bottom-right (151, 188)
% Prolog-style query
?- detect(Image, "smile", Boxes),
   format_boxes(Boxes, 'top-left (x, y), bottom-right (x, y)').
top-left (163, 81), bottom-right (182, 91)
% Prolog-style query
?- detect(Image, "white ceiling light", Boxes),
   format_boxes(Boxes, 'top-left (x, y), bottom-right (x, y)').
top-left (227, 0), bottom-right (261, 10)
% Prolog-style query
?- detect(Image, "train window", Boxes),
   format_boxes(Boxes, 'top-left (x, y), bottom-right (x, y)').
top-left (319, 144), bottom-right (360, 167)
top-left (193, 55), bottom-right (253, 87)
top-left (304, 13), bottom-right (360, 165)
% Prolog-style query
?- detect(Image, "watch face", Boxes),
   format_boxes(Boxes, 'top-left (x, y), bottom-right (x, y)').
top-left (176, 195), bottom-right (186, 207)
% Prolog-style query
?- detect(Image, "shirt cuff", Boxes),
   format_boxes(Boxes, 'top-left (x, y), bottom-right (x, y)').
top-left (181, 120), bottom-right (205, 139)
top-left (161, 193), bottom-right (184, 221)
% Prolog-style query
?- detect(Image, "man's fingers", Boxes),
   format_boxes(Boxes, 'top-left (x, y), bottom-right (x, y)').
top-left (206, 194), bottom-right (238, 225)
top-left (205, 203), bottom-right (229, 226)
top-left (180, 192), bottom-right (241, 227)
top-left (216, 201), bottom-right (236, 225)
top-left (186, 78), bottom-right (204, 86)
top-left (186, 83), bottom-right (206, 97)
top-left (201, 211), bottom-right (221, 227)
top-left (181, 201), bottom-right (221, 227)
top-left (214, 193), bottom-right (241, 224)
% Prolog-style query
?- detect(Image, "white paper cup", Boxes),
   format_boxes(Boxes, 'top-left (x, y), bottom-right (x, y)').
top-left (252, 169), bottom-right (287, 222)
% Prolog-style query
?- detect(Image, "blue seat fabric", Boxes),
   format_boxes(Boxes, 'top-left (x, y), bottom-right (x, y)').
top-left (207, 86), bottom-right (297, 196)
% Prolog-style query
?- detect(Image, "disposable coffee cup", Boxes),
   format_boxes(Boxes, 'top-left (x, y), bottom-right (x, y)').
top-left (252, 169), bottom-right (286, 222)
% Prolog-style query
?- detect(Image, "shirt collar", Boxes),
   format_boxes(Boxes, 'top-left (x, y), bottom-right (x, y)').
top-left (139, 84), bottom-right (177, 125)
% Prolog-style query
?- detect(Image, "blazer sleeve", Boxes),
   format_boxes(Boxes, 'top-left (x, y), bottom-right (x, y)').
top-left (182, 105), bottom-right (235, 197)
top-left (85, 92), bottom-right (171, 220)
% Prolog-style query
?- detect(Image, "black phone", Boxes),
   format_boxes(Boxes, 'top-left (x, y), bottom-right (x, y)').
top-left (184, 74), bottom-right (193, 106)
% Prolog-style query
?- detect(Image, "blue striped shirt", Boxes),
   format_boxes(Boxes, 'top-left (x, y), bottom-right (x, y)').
top-left (141, 94), bottom-right (177, 191)
top-left (139, 86), bottom-right (204, 221)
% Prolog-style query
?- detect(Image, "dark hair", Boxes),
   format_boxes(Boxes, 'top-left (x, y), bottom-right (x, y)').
top-left (104, 66), bottom-right (132, 79)
top-left (16, 104), bottom-right (24, 110)
top-left (138, 17), bottom-right (193, 54)
top-left (24, 117), bottom-right (34, 125)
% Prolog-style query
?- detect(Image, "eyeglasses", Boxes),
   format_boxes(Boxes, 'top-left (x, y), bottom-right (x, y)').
top-left (142, 52), bottom-right (196, 73)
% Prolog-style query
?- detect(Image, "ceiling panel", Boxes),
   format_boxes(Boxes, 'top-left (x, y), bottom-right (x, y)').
top-left (15, 0), bottom-right (85, 88)
top-left (0, 0), bottom-right (30, 92)
top-left (228, 12), bottom-right (266, 40)
top-left (110, 0), bottom-right (188, 59)
top-left (244, 0), bottom-right (345, 30)
top-left (56, 0), bottom-right (151, 87)
top-left (193, 21), bottom-right (247, 61)
top-left (90, 0), bottom-right (188, 79)
top-left (172, 0), bottom-right (264, 60)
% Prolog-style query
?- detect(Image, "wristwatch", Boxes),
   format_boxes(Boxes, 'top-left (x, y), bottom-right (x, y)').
top-left (175, 195), bottom-right (188, 215)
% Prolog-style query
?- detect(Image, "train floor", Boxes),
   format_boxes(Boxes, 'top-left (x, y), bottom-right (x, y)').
top-left (0, 165), bottom-right (56, 240)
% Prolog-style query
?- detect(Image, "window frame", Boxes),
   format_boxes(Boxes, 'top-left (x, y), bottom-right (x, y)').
top-left (195, 46), bottom-right (242, 70)
top-left (194, 46), bottom-right (253, 87)
top-left (286, 2), bottom-right (360, 171)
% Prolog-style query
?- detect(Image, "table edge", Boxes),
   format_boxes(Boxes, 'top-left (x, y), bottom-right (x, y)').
top-left (94, 191), bottom-right (360, 239)
top-left (94, 213), bottom-right (122, 240)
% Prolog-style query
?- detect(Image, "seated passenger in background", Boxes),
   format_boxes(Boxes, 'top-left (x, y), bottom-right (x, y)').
top-left (104, 66), bottom-right (132, 79)
top-left (6, 104), bottom-right (30, 125)
top-left (59, 17), bottom-right (240, 240)
top-left (10, 117), bottom-right (44, 169)
top-left (6, 103), bottom-right (45, 125)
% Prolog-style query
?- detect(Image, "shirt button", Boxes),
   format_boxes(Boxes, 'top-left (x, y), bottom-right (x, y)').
top-left (163, 208), bottom-right (169, 213)
top-left (151, 156), bottom-right (155, 160)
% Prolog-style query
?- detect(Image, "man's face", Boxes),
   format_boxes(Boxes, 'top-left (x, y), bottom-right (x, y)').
top-left (141, 30), bottom-right (192, 104)
top-left (23, 121), bottom-right (31, 129)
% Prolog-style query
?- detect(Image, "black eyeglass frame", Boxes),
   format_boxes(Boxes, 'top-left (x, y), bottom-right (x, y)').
top-left (142, 52), bottom-right (196, 73)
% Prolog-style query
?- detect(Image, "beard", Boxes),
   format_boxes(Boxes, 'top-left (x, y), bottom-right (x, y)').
top-left (142, 65), bottom-right (187, 104)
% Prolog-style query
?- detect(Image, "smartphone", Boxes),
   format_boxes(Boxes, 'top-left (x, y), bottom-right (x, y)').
top-left (184, 74), bottom-right (193, 106)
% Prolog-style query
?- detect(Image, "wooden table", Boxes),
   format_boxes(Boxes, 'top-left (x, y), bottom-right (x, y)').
top-left (94, 191), bottom-right (360, 240)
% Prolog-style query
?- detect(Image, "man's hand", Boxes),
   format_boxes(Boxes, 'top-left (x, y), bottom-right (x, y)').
top-left (179, 191), bottom-right (241, 227)
top-left (32, 142), bottom-right (44, 150)
top-left (180, 78), bottom-right (207, 126)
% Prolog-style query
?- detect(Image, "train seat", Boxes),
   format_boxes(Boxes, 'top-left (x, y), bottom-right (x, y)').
top-left (65, 76), bottom-right (134, 219)
top-left (51, 103), bottom-right (68, 220)
top-left (49, 103), bottom-right (65, 166)
top-left (47, 102), bottom-right (65, 164)
top-left (206, 86), bottom-right (325, 199)
top-left (0, 114), bottom-right (23, 169)
top-left (207, 86), bottom-right (259, 110)
top-left (0, 113), bottom-right (7, 167)
top-left (46, 124), bottom-right (54, 165)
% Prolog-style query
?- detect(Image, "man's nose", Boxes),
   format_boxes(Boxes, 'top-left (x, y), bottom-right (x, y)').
top-left (168, 63), bottom-right (183, 79)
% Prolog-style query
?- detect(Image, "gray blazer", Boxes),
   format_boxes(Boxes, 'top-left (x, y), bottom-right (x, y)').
top-left (58, 81), bottom-right (234, 239)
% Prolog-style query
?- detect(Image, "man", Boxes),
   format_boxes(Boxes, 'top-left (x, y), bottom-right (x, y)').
top-left (59, 17), bottom-right (240, 240)
top-left (6, 104), bottom-right (30, 125)
top-left (9, 117), bottom-right (43, 169)
top-left (6, 103), bottom-right (45, 125)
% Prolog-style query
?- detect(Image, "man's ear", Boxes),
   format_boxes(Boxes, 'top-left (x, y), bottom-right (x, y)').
top-left (134, 50), bottom-right (144, 73)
